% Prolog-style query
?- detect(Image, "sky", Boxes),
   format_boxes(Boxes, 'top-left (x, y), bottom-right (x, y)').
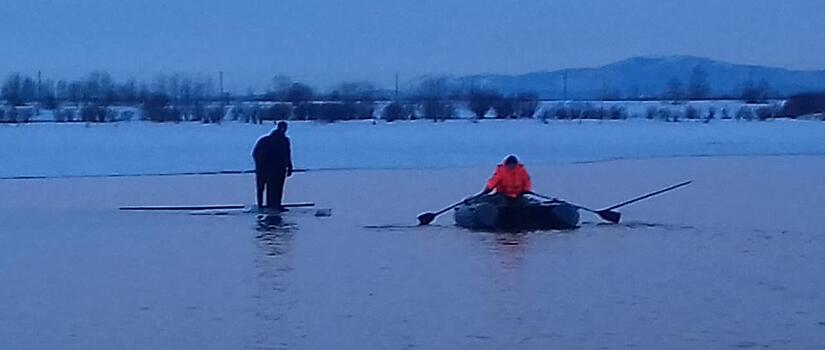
top-left (1, 0), bottom-right (824, 91)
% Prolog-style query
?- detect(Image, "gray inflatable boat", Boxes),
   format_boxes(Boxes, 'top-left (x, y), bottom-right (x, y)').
top-left (454, 195), bottom-right (580, 231)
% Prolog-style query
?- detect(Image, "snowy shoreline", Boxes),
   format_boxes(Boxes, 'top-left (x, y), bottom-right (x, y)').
top-left (2, 118), bottom-right (824, 179)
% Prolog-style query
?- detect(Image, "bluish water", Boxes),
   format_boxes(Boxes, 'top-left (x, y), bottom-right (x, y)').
top-left (1, 158), bottom-right (824, 349)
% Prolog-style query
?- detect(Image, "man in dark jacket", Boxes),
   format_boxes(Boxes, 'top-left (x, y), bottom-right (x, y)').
top-left (252, 121), bottom-right (293, 211)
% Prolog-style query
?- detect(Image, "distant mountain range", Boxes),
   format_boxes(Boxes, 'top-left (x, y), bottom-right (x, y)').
top-left (432, 56), bottom-right (825, 99)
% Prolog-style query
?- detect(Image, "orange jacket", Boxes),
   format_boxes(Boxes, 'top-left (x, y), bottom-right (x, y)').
top-left (485, 164), bottom-right (532, 198)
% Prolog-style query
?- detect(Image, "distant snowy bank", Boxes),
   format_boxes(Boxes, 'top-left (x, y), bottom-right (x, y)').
top-left (2, 118), bottom-right (824, 179)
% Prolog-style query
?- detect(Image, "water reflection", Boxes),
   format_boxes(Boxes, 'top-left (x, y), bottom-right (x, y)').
top-left (491, 233), bottom-right (528, 270)
top-left (255, 214), bottom-right (296, 257)
top-left (250, 213), bottom-right (296, 349)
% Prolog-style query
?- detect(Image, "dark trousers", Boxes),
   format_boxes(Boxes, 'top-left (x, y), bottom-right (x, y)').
top-left (256, 172), bottom-right (286, 208)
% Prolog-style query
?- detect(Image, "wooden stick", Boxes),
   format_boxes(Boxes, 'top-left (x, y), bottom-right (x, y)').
top-left (120, 202), bottom-right (315, 211)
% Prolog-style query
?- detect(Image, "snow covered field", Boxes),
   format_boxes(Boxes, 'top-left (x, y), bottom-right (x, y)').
top-left (2, 118), bottom-right (825, 178)
top-left (1, 156), bottom-right (824, 349)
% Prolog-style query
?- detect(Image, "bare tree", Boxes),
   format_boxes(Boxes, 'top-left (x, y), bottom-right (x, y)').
top-left (1, 74), bottom-right (37, 106)
top-left (514, 92), bottom-right (539, 118)
top-left (261, 103), bottom-right (292, 122)
top-left (85, 71), bottom-right (115, 104)
top-left (268, 75), bottom-right (293, 101)
top-left (688, 65), bottom-right (711, 100)
top-left (466, 89), bottom-right (499, 120)
top-left (118, 79), bottom-right (139, 103)
top-left (330, 81), bottom-right (376, 119)
top-left (416, 76), bottom-right (455, 121)
top-left (740, 79), bottom-right (771, 103)
top-left (285, 83), bottom-right (314, 106)
top-left (192, 76), bottom-right (215, 102)
top-left (2, 74), bottom-right (24, 105)
top-left (167, 73), bottom-right (182, 101)
top-left (665, 77), bottom-right (685, 103)
top-left (330, 82), bottom-right (375, 101)
top-left (66, 81), bottom-right (84, 102)
top-left (153, 74), bottom-right (169, 100)
top-left (736, 106), bottom-right (755, 121)
top-left (55, 80), bottom-right (68, 101)
top-left (382, 102), bottom-right (407, 122)
top-left (600, 84), bottom-right (621, 100)
top-left (142, 93), bottom-right (174, 122)
top-left (492, 96), bottom-right (515, 119)
top-left (684, 105), bottom-right (700, 120)
top-left (39, 79), bottom-right (58, 109)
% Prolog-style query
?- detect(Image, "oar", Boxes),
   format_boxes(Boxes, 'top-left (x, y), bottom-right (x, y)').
top-left (603, 180), bottom-right (692, 211)
top-left (528, 192), bottom-right (621, 224)
top-left (417, 195), bottom-right (480, 226)
top-left (529, 180), bottom-right (692, 224)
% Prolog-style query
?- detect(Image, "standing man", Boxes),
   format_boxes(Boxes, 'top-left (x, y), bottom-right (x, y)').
top-left (252, 121), bottom-right (293, 211)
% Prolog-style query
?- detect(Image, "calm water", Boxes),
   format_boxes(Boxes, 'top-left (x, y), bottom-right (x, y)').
top-left (2, 161), bottom-right (824, 349)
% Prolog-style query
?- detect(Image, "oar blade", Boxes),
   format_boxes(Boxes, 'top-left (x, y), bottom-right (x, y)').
top-left (417, 212), bottom-right (437, 226)
top-left (597, 210), bottom-right (621, 224)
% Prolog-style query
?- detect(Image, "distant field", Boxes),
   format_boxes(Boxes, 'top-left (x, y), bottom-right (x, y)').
top-left (1, 118), bottom-right (823, 179)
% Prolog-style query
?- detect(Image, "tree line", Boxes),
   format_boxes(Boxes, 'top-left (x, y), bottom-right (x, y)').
top-left (0, 72), bottom-right (543, 123)
top-left (0, 68), bottom-right (822, 123)
top-left (1, 71), bottom-right (219, 107)
top-left (0, 67), bottom-right (792, 108)
top-left (658, 66), bottom-right (775, 103)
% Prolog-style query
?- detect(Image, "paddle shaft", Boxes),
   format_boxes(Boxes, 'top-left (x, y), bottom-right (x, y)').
top-left (527, 192), bottom-right (600, 213)
top-left (530, 181), bottom-right (691, 212)
top-left (604, 181), bottom-right (692, 211)
top-left (433, 197), bottom-right (476, 216)
top-left (418, 194), bottom-right (484, 225)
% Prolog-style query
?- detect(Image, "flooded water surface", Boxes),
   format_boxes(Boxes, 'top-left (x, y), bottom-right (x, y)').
top-left (2, 158), bottom-right (824, 349)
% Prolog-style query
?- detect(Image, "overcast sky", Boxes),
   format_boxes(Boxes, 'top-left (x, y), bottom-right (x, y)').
top-left (1, 0), bottom-right (823, 91)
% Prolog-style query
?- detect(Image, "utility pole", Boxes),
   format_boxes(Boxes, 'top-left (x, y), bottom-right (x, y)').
top-left (37, 70), bottom-right (42, 101)
top-left (394, 72), bottom-right (399, 101)
top-left (219, 71), bottom-right (224, 101)
top-left (563, 71), bottom-right (568, 101)
top-left (219, 71), bottom-right (225, 123)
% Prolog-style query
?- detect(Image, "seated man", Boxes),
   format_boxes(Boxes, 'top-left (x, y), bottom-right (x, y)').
top-left (478, 155), bottom-right (532, 205)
